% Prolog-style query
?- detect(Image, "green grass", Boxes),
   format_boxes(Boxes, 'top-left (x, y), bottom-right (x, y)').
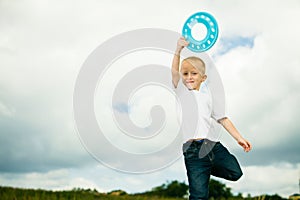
top-left (0, 186), bottom-right (186, 200)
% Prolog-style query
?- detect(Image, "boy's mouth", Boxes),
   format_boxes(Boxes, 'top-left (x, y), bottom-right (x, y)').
top-left (186, 81), bottom-right (194, 84)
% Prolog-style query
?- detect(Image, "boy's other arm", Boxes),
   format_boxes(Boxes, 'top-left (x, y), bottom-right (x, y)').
top-left (172, 37), bottom-right (189, 88)
top-left (219, 118), bottom-right (252, 152)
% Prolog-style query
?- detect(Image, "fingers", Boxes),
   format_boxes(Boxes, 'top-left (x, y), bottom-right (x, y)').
top-left (177, 37), bottom-right (189, 47)
top-left (241, 143), bottom-right (250, 152)
top-left (246, 141), bottom-right (252, 152)
top-left (238, 139), bottom-right (252, 152)
top-left (244, 145), bottom-right (251, 152)
top-left (244, 141), bottom-right (252, 152)
top-left (175, 37), bottom-right (189, 54)
top-left (247, 141), bottom-right (252, 151)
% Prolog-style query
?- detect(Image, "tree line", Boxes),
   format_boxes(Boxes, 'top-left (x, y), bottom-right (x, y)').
top-left (0, 179), bottom-right (287, 200)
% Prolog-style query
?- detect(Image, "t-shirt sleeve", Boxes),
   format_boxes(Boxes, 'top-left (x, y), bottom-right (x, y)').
top-left (210, 89), bottom-right (227, 123)
top-left (212, 112), bottom-right (227, 123)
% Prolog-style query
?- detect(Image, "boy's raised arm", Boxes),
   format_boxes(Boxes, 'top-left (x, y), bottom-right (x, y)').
top-left (172, 37), bottom-right (189, 88)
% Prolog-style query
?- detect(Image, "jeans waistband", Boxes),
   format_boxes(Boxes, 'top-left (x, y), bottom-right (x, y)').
top-left (183, 139), bottom-right (219, 151)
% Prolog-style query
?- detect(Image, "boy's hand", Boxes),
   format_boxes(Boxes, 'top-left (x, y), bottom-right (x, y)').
top-left (176, 37), bottom-right (189, 54)
top-left (237, 138), bottom-right (252, 152)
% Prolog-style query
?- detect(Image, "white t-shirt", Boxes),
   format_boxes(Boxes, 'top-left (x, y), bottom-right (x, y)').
top-left (174, 80), bottom-right (226, 142)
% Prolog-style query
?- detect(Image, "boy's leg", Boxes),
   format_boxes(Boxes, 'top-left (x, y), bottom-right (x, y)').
top-left (183, 141), bottom-right (212, 200)
top-left (210, 142), bottom-right (243, 181)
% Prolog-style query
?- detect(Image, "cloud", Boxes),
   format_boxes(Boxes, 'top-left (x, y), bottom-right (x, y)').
top-left (214, 22), bottom-right (300, 166)
top-left (0, 101), bottom-right (15, 117)
top-left (217, 36), bottom-right (255, 56)
top-left (0, 115), bottom-right (93, 173)
top-left (224, 163), bottom-right (300, 198)
top-left (113, 102), bottom-right (131, 114)
top-left (209, 0), bottom-right (300, 167)
top-left (0, 169), bottom-right (104, 191)
top-left (0, 0), bottom-right (97, 173)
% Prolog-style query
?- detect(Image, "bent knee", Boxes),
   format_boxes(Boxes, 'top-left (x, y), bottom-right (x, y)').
top-left (231, 171), bottom-right (243, 181)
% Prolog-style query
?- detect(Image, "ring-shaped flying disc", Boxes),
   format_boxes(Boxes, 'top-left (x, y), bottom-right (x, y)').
top-left (182, 12), bottom-right (219, 52)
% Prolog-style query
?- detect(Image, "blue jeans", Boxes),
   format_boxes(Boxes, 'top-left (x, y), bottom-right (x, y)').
top-left (183, 139), bottom-right (243, 200)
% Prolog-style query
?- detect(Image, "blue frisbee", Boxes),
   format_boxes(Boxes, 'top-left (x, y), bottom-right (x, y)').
top-left (182, 12), bottom-right (219, 52)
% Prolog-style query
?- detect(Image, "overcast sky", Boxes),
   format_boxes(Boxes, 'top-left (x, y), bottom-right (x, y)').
top-left (1, 0), bottom-right (300, 198)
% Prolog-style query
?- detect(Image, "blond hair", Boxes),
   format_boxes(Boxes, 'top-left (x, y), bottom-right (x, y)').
top-left (182, 56), bottom-right (206, 75)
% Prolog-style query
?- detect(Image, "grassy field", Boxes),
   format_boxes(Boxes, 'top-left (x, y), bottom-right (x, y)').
top-left (0, 185), bottom-right (287, 200)
top-left (0, 186), bottom-right (186, 200)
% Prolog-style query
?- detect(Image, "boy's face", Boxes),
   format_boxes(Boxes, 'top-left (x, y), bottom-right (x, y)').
top-left (180, 61), bottom-right (207, 90)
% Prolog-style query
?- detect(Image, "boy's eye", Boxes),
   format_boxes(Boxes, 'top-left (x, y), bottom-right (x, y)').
top-left (183, 73), bottom-right (188, 75)
top-left (192, 72), bottom-right (198, 75)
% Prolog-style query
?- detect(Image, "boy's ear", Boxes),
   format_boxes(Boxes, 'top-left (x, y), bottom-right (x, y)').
top-left (202, 75), bottom-right (207, 81)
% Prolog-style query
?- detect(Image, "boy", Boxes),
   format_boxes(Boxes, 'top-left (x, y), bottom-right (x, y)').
top-left (172, 37), bottom-right (252, 200)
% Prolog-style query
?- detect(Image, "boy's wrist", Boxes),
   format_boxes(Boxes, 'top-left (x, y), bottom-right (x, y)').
top-left (175, 49), bottom-right (181, 56)
top-left (236, 136), bottom-right (244, 142)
